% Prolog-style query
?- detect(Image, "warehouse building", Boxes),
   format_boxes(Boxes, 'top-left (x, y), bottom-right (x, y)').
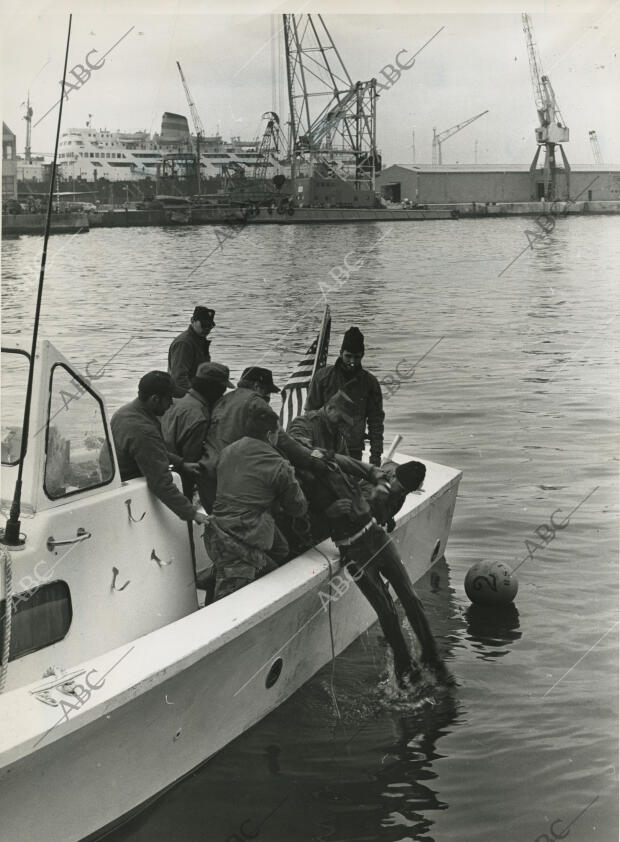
top-left (376, 164), bottom-right (620, 205)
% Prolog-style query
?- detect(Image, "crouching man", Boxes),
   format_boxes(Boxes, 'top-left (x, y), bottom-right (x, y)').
top-left (302, 458), bottom-right (444, 686)
top-left (203, 402), bottom-right (309, 600)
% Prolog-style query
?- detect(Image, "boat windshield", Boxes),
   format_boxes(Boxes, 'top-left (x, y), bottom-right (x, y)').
top-left (1, 349), bottom-right (29, 466)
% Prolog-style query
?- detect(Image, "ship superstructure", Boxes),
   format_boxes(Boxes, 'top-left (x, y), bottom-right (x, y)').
top-left (56, 118), bottom-right (282, 183)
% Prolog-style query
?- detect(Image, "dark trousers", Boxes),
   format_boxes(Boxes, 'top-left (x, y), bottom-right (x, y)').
top-left (342, 524), bottom-right (440, 680)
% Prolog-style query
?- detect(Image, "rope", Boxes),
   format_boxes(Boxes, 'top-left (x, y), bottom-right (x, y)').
top-left (314, 544), bottom-right (341, 721)
top-left (0, 549), bottom-right (13, 693)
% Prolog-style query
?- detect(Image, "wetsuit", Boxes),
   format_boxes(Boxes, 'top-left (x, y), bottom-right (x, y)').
top-left (300, 464), bottom-right (441, 683)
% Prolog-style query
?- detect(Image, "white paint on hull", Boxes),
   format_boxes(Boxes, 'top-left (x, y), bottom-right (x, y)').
top-left (0, 458), bottom-right (460, 842)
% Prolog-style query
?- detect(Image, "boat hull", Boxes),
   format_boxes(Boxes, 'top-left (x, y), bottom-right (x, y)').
top-left (0, 458), bottom-right (460, 842)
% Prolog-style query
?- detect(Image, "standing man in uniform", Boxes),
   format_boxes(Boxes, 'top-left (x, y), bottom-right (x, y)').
top-left (204, 402), bottom-right (309, 600)
top-left (306, 326), bottom-right (384, 465)
top-left (168, 306), bottom-right (216, 394)
top-left (110, 370), bottom-right (209, 527)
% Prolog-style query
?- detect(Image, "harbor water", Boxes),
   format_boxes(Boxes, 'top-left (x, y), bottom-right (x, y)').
top-left (1, 216), bottom-right (618, 841)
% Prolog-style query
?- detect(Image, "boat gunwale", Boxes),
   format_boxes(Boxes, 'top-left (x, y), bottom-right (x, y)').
top-left (0, 456), bottom-right (461, 763)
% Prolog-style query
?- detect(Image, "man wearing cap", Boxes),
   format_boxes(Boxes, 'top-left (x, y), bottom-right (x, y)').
top-left (204, 402), bottom-right (309, 600)
top-left (111, 371), bottom-right (209, 525)
top-left (168, 306), bottom-right (216, 394)
top-left (288, 390), bottom-right (354, 456)
top-left (200, 366), bottom-right (327, 510)
top-left (306, 326), bottom-right (384, 466)
top-left (299, 457), bottom-right (445, 687)
top-left (161, 362), bottom-right (234, 504)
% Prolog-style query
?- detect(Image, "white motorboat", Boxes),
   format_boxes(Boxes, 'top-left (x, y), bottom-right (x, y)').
top-left (0, 338), bottom-right (462, 842)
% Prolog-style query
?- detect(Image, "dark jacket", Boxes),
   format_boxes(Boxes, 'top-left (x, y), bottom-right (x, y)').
top-left (204, 382), bottom-right (316, 471)
top-left (306, 358), bottom-right (384, 458)
top-left (213, 437), bottom-right (308, 550)
top-left (161, 388), bottom-right (211, 463)
top-left (287, 408), bottom-right (349, 455)
top-left (111, 398), bottom-right (196, 521)
top-left (301, 464), bottom-right (373, 545)
top-left (168, 327), bottom-right (211, 394)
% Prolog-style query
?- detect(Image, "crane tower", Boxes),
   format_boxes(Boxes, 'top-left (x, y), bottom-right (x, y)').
top-left (522, 13), bottom-right (570, 200)
top-left (432, 110), bottom-right (489, 166)
top-left (283, 14), bottom-right (379, 199)
top-left (589, 130), bottom-right (603, 166)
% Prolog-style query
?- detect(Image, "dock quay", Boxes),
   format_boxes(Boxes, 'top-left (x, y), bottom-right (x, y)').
top-left (3, 200), bottom-right (619, 237)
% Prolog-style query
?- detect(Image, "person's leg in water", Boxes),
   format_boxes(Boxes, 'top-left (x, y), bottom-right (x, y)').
top-left (366, 526), bottom-right (447, 674)
top-left (343, 550), bottom-right (418, 686)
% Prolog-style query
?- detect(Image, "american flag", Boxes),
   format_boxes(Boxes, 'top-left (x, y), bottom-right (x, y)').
top-left (279, 305), bottom-right (331, 431)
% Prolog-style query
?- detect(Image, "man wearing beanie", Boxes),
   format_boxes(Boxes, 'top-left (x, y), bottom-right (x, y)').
top-left (306, 326), bottom-right (384, 465)
top-left (168, 306), bottom-right (216, 394)
top-left (203, 402), bottom-right (308, 600)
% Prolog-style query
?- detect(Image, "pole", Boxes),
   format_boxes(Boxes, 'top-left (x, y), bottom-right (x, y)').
top-left (2, 14), bottom-right (73, 547)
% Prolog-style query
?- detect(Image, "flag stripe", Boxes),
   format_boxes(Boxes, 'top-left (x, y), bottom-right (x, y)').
top-left (279, 306), bottom-right (331, 431)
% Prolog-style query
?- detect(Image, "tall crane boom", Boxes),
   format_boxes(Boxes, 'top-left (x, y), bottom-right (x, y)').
top-left (521, 13), bottom-right (569, 145)
top-left (432, 110), bottom-right (488, 166)
top-left (176, 60), bottom-right (205, 194)
top-left (176, 61), bottom-right (206, 138)
top-left (521, 12), bottom-right (570, 201)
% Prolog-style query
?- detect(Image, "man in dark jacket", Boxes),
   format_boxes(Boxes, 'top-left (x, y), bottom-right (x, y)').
top-left (288, 390), bottom-right (353, 455)
top-left (200, 366), bottom-right (327, 510)
top-left (168, 306), bottom-right (216, 394)
top-left (161, 362), bottom-right (233, 503)
top-left (111, 371), bottom-right (209, 526)
top-left (204, 402), bottom-right (309, 600)
top-left (306, 326), bottom-right (384, 465)
top-left (300, 458), bottom-right (443, 687)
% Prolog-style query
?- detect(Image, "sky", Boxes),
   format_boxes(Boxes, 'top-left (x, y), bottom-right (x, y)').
top-left (1, 0), bottom-right (618, 169)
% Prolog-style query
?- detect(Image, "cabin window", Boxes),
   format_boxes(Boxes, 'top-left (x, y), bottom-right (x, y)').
top-left (1, 348), bottom-right (30, 466)
top-left (43, 363), bottom-right (115, 499)
top-left (0, 581), bottom-right (72, 661)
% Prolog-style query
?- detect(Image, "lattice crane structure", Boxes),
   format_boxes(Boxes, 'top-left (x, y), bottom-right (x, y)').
top-left (283, 14), bottom-right (379, 193)
top-left (176, 60), bottom-right (205, 194)
top-left (522, 12), bottom-right (570, 200)
top-left (432, 110), bottom-right (489, 166)
top-left (254, 112), bottom-right (284, 181)
top-left (589, 130), bottom-right (604, 166)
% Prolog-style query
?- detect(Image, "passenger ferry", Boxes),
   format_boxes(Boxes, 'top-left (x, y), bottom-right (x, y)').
top-left (56, 113), bottom-right (283, 184)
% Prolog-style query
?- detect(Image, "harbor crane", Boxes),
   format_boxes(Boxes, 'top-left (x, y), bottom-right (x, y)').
top-left (522, 12), bottom-right (570, 200)
top-left (22, 92), bottom-right (33, 164)
top-left (431, 110), bottom-right (489, 166)
top-left (176, 60), bottom-right (205, 194)
top-left (254, 111), bottom-right (283, 181)
top-left (589, 130), bottom-right (604, 165)
top-left (283, 14), bottom-right (379, 194)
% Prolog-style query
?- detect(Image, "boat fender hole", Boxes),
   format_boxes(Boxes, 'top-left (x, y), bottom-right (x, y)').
top-left (173, 729), bottom-right (182, 742)
top-left (431, 540), bottom-right (441, 564)
top-left (265, 658), bottom-right (283, 689)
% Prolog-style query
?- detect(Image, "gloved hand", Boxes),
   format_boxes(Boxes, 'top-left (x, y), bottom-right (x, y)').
top-left (325, 499), bottom-right (354, 519)
top-left (369, 453), bottom-right (382, 468)
top-left (182, 461), bottom-right (203, 476)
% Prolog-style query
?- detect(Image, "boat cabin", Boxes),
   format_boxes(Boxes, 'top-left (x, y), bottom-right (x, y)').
top-left (1, 340), bottom-right (206, 692)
